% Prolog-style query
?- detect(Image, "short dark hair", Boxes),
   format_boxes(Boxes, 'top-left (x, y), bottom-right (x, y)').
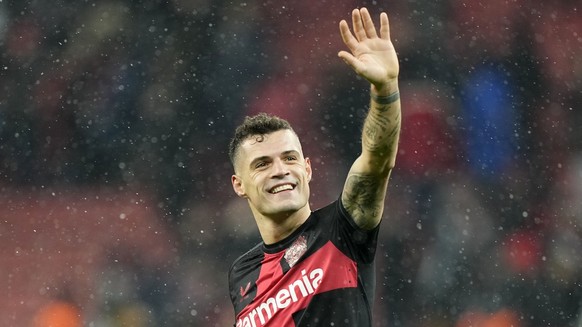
top-left (228, 113), bottom-right (294, 167)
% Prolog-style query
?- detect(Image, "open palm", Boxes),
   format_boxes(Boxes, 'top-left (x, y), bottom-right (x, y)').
top-left (338, 8), bottom-right (399, 90)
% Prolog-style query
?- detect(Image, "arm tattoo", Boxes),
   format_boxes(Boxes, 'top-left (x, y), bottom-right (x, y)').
top-left (342, 173), bottom-right (386, 229)
top-left (362, 104), bottom-right (401, 157)
top-left (342, 101), bottom-right (400, 228)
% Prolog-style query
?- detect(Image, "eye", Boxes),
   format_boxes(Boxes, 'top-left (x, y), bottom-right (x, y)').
top-left (255, 161), bottom-right (268, 169)
top-left (284, 155), bottom-right (297, 161)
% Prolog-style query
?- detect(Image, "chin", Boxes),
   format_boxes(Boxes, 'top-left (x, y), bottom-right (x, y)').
top-left (268, 201), bottom-right (307, 216)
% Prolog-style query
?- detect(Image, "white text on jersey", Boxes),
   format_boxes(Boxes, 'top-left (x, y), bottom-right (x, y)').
top-left (236, 267), bottom-right (324, 327)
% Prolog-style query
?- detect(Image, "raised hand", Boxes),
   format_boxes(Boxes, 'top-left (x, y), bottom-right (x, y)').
top-left (338, 8), bottom-right (399, 95)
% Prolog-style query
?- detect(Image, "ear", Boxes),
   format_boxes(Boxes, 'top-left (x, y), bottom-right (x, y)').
top-left (231, 174), bottom-right (246, 198)
top-left (305, 157), bottom-right (313, 182)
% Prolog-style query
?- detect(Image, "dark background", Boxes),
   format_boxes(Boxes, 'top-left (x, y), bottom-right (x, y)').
top-left (0, 0), bottom-right (580, 326)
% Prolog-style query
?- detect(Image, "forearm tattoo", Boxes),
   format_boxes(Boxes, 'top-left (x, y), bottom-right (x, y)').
top-left (363, 103), bottom-right (401, 158)
top-left (343, 101), bottom-right (400, 228)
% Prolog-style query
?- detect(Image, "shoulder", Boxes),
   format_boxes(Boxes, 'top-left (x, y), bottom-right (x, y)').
top-left (310, 198), bottom-right (380, 264)
top-left (313, 197), bottom-right (363, 226)
top-left (229, 242), bottom-right (263, 277)
top-left (309, 198), bottom-right (370, 239)
top-left (311, 200), bottom-right (339, 219)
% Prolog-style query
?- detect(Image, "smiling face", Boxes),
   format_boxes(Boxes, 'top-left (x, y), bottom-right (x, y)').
top-left (231, 129), bottom-right (312, 222)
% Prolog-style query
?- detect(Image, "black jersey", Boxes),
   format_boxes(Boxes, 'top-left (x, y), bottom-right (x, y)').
top-left (228, 198), bottom-right (380, 327)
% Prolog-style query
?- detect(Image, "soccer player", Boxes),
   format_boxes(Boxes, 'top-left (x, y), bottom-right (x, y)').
top-left (228, 7), bottom-right (401, 326)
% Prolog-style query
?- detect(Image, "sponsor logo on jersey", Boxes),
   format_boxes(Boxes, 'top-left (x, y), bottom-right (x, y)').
top-left (235, 241), bottom-right (358, 327)
top-left (236, 268), bottom-right (323, 327)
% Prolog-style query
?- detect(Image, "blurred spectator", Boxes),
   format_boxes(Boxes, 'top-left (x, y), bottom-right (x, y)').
top-left (33, 299), bottom-right (82, 327)
top-left (397, 81), bottom-right (460, 179)
top-left (529, 1), bottom-right (582, 97)
top-left (446, 0), bottom-right (526, 65)
top-left (112, 302), bottom-right (154, 327)
top-left (459, 62), bottom-right (520, 181)
top-left (0, 1), bottom-right (580, 326)
top-left (455, 308), bottom-right (522, 327)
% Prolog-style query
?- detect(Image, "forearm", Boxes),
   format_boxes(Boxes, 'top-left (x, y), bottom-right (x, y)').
top-left (361, 79), bottom-right (401, 172)
top-left (339, 8), bottom-right (400, 229)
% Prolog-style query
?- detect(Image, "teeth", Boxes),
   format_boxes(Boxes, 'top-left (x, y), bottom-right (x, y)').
top-left (271, 184), bottom-right (293, 194)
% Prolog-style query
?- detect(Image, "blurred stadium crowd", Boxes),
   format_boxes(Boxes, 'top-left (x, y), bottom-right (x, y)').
top-left (0, 0), bottom-right (580, 326)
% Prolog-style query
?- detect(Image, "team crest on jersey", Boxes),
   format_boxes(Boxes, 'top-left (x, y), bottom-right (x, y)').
top-left (284, 235), bottom-right (307, 268)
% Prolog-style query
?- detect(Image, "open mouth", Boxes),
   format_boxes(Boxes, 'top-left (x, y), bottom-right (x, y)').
top-left (269, 184), bottom-right (295, 194)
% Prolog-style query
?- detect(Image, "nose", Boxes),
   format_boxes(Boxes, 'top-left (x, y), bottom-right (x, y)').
top-left (271, 158), bottom-right (289, 177)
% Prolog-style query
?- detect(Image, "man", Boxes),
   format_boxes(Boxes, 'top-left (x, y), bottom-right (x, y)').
top-left (228, 7), bottom-right (401, 326)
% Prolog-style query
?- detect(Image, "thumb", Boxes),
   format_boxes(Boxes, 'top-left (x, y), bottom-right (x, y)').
top-left (338, 51), bottom-right (365, 74)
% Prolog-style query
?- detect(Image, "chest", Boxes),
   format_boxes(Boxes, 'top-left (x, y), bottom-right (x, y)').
top-left (234, 240), bottom-right (358, 325)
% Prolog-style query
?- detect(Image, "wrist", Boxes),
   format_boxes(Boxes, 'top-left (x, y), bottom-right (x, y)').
top-left (370, 90), bottom-right (400, 105)
top-left (371, 79), bottom-right (399, 96)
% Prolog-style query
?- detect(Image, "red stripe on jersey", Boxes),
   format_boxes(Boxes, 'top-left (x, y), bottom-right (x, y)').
top-left (236, 241), bottom-right (357, 327)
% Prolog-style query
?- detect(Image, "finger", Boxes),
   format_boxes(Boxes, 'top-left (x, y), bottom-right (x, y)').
top-left (351, 8), bottom-right (367, 41)
top-left (339, 19), bottom-right (359, 51)
top-left (379, 12), bottom-right (390, 40)
top-left (360, 7), bottom-right (378, 39)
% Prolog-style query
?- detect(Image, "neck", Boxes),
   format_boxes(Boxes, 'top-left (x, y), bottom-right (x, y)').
top-left (254, 207), bottom-right (311, 245)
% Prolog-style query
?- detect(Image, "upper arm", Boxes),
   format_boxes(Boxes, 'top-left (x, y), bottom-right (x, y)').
top-left (341, 154), bottom-right (392, 230)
